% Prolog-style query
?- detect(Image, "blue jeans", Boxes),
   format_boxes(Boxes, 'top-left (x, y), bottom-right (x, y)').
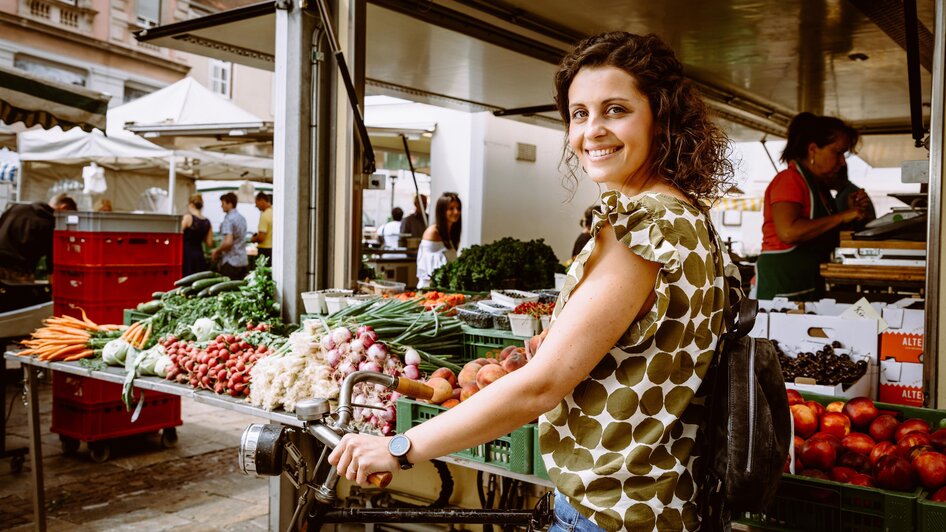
top-left (550, 491), bottom-right (606, 532)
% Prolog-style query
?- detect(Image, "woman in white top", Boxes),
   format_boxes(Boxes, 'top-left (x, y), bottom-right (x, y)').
top-left (415, 192), bottom-right (461, 288)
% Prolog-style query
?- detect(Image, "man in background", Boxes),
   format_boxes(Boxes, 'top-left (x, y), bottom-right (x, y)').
top-left (211, 192), bottom-right (249, 280)
top-left (0, 193), bottom-right (76, 282)
top-left (400, 194), bottom-right (428, 240)
top-left (251, 192), bottom-right (273, 263)
top-left (377, 207), bottom-right (404, 248)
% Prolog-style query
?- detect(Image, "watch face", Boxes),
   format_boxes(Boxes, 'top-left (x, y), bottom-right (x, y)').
top-left (389, 435), bottom-right (410, 456)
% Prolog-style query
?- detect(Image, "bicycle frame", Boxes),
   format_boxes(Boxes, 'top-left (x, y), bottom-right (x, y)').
top-left (239, 370), bottom-right (554, 530)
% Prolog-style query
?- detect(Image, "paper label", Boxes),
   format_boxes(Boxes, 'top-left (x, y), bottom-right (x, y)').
top-left (841, 297), bottom-right (888, 334)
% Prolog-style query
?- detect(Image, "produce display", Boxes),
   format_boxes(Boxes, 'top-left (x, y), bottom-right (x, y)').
top-left (430, 237), bottom-right (561, 292)
top-left (511, 301), bottom-right (555, 318)
top-left (787, 390), bottom-right (946, 496)
top-left (775, 340), bottom-right (868, 387)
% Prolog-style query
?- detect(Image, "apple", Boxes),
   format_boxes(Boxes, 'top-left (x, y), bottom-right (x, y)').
top-left (838, 451), bottom-right (872, 474)
top-left (930, 428), bottom-right (946, 451)
top-left (801, 468), bottom-right (830, 480)
top-left (930, 486), bottom-right (946, 503)
top-left (908, 445), bottom-right (937, 463)
top-left (801, 438), bottom-right (837, 470)
top-left (826, 401), bottom-right (845, 413)
top-left (870, 441), bottom-right (899, 467)
top-left (786, 388), bottom-right (805, 406)
top-left (791, 404), bottom-right (819, 438)
top-left (830, 466), bottom-right (857, 483)
top-left (843, 397), bottom-right (880, 430)
top-left (898, 432), bottom-right (934, 456)
top-left (873, 455), bottom-right (918, 491)
top-left (896, 419), bottom-right (932, 442)
top-left (820, 412), bottom-right (852, 439)
top-left (869, 415), bottom-right (900, 443)
top-left (810, 432), bottom-right (843, 454)
top-left (849, 473), bottom-right (875, 487)
top-left (805, 400), bottom-right (826, 420)
top-left (793, 435), bottom-right (805, 455)
top-left (841, 433), bottom-right (876, 456)
top-left (914, 452), bottom-right (946, 490)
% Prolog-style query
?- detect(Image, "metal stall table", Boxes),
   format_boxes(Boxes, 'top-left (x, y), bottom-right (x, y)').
top-left (5, 352), bottom-right (552, 531)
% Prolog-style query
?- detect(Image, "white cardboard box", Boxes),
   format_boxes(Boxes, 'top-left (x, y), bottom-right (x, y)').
top-left (879, 307), bottom-right (925, 406)
top-left (769, 313), bottom-right (879, 399)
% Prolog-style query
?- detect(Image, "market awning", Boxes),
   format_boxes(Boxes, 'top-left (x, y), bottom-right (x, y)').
top-left (0, 64), bottom-right (110, 133)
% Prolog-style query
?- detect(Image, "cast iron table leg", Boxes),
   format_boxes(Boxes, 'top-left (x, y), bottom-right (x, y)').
top-left (25, 366), bottom-right (45, 532)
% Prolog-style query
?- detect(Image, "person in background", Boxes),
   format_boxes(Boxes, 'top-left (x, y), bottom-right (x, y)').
top-left (94, 198), bottom-right (113, 212)
top-left (757, 112), bottom-right (867, 301)
top-left (415, 192), bottom-right (461, 288)
top-left (377, 207), bottom-right (404, 248)
top-left (400, 194), bottom-right (429, 240)
top-left (181, 193), bottom-right (213, 277)
top-left (571, 204), bottom-right (598, 260)
top-left (211, 192), bottom-right (249, 280)
top-left (330, 31), bottom-right (740, 531)
top-left (251, 192), bottom-right (273, 263)
top-left (830, 166), bottom-right (875, 232)
top-left (0, 193), bottom-right (76, 282)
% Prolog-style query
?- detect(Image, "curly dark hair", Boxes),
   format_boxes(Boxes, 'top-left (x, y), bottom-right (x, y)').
top-left (554, 32), bottom-right (734, 203)
top-left (780, 112), bottom-right (859, 164)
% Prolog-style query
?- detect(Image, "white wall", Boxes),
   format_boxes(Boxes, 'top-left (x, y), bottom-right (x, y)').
top-left (479, 114), bottom-right (599, 264)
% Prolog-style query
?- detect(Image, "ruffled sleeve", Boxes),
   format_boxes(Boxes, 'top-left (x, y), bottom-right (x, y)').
top-left (596, 190), bottom-right (726, 349)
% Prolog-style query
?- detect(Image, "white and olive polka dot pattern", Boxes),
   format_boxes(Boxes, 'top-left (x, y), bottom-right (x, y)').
top-left (539, 191), bottom-right (740, 531)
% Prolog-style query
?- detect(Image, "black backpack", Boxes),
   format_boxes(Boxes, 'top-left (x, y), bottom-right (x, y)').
top-left (698, 232), bottom-right (792, 530)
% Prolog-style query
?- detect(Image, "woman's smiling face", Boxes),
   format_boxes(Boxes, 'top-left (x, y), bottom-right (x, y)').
top-left (567, 66), bottom-right (655, 192)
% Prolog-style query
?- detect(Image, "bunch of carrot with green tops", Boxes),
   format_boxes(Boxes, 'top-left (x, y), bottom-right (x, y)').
top-left (17, 310), bottom-right (122, 362)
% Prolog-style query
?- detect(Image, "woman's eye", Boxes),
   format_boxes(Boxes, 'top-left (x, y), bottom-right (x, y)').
top-left (607, 105), bottom-right (626, 115)
top-left (571, 109), bottom-right (587, 120)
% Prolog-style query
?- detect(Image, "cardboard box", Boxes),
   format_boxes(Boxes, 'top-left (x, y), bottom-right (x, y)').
top-left (879, 307), bottom-right (925, 407)
top-left (803, 298), bottom-right (887, 317)
top-left (769, 313), bottom-right (879, 399)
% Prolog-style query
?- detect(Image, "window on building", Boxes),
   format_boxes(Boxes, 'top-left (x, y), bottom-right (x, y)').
top-left (124, 82), bottom-right (157, 104)
top-left (136, 0), bottom-right (160, 27)
top-left (211, 60), bottom-right (232, 98)
top-left (14, 55), bottom-right (87, 86)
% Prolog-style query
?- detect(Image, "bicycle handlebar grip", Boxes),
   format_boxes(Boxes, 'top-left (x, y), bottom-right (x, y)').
top-left (394, 377), bottom-right (434, 400)
top-left (368, 471), bottom-right (393, 488)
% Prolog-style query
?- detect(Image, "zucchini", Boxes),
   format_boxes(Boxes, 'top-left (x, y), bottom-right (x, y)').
top-left (151, 291), bottom-right (165, 300)
top-left (173, 271), bottom-right (218, 287)
top-left (136, 300), bottom-right (163, 314)
top-left (190, 276), bottom-right (229, 292)
top-left (206, 279), bottom-right (246, 296)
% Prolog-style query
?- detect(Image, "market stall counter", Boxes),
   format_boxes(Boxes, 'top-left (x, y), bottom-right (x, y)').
top-left (4, 351), bottom-right (552, 531)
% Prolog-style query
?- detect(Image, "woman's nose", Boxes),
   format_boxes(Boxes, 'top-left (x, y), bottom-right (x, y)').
top-left (585, 113), bottom-right (607, 138)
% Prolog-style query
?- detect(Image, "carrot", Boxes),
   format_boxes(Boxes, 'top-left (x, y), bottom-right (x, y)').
top-left (121, 322), bottom-right (141, 342)
top-left (78, 307), bottom-right (98, 328)
top-left (64, 349), bottom-right (94, 361)
top-left (16, 349), bottom-right (36, 356)
top-left (139, 322), bottom-right (152, 348)
top-left (45, 344), bottom-right (84, 361)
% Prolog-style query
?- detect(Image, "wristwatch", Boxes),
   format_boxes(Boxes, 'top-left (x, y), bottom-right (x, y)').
top-left (388, 434), bottom-right (413, 470)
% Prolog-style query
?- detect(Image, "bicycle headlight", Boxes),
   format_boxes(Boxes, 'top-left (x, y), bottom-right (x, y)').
top-left (239, 423), bottom-right (287, 476)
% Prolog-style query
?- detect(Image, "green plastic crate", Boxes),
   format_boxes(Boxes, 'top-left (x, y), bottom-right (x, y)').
top-left (738, 474), bottom-right (920, 532)
top-left (917, 492), bottom-right (946, 531)
top-left (395, 398), bottom-right (533, 474)
top-left (532, 425), bottom-right (548, 480)
top-left (123, 308), bottom-right (151, 326)
top-left (461, 324), bottom-right (527, 363)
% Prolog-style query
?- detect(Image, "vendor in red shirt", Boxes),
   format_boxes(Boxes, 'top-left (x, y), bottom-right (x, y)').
top-left (757, 113), bottom-right (867, 300)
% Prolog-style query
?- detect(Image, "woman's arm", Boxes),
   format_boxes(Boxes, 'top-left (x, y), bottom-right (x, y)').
top-left (181, 213), bottom-right (193, 231)
top-left (772, 202), bottom-right (861, 245)
top-left (422, 225), bottom-right (440, 242)
top-left (204, 226), bottom-right (214, 248)
top-left (329, 224), bottom-right (661, 485)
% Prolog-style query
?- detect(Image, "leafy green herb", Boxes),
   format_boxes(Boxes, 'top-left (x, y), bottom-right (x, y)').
top-left (430, 237), bottom-right (560, 291)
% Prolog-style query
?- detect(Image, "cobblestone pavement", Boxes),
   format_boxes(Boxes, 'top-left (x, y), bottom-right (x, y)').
top-left (1, 368), bottom-right (269, 531)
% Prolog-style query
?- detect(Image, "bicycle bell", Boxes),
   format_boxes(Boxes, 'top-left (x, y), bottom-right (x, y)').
top-left (239, 423), bottom-right (287, 476)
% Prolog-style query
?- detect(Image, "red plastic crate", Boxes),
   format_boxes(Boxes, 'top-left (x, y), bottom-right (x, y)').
top-left (54, 231), bottom-right (183, 267)
top-left (54, 297), bottom-right (140, 326)
top-left (52, 372), bottom-right (133, 406)
top-left (53, 264), bottom-right (179, 303)
top-left (50, 396), bottom-right (182, 442)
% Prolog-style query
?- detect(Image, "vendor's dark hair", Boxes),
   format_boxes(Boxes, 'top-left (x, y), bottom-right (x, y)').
top-left (435, 192), bottom-right (461, 251)
top-left (554, 32), bottom-right (734, 203)
top-left (781, 112), bottom-right (859, 164)
top-left (220, 192), bottom-right (238, 207)
top-left (391, 207), bottom-right (404, 221)
top-left (581, 204), bottom-right (598, 228)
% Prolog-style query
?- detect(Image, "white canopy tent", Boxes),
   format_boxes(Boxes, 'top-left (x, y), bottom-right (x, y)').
top-left (16, 77), bottom-right (272, 212)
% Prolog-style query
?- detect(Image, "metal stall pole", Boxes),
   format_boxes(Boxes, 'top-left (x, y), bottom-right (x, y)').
top-left (25, 365), bottom-right (46, 531)
top-left (928, 0), bottom-right (945, 408)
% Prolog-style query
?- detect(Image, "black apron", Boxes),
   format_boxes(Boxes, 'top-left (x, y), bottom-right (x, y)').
top-left (756, 162), bottom-right (839, 301)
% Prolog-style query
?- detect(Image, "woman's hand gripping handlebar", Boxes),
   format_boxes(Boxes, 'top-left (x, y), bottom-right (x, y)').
top-left (363, 376), bottom-right (433, 488)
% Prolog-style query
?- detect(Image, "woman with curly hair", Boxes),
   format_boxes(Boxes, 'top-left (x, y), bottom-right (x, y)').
top-left (330, 32), bottom-right (740, 531)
